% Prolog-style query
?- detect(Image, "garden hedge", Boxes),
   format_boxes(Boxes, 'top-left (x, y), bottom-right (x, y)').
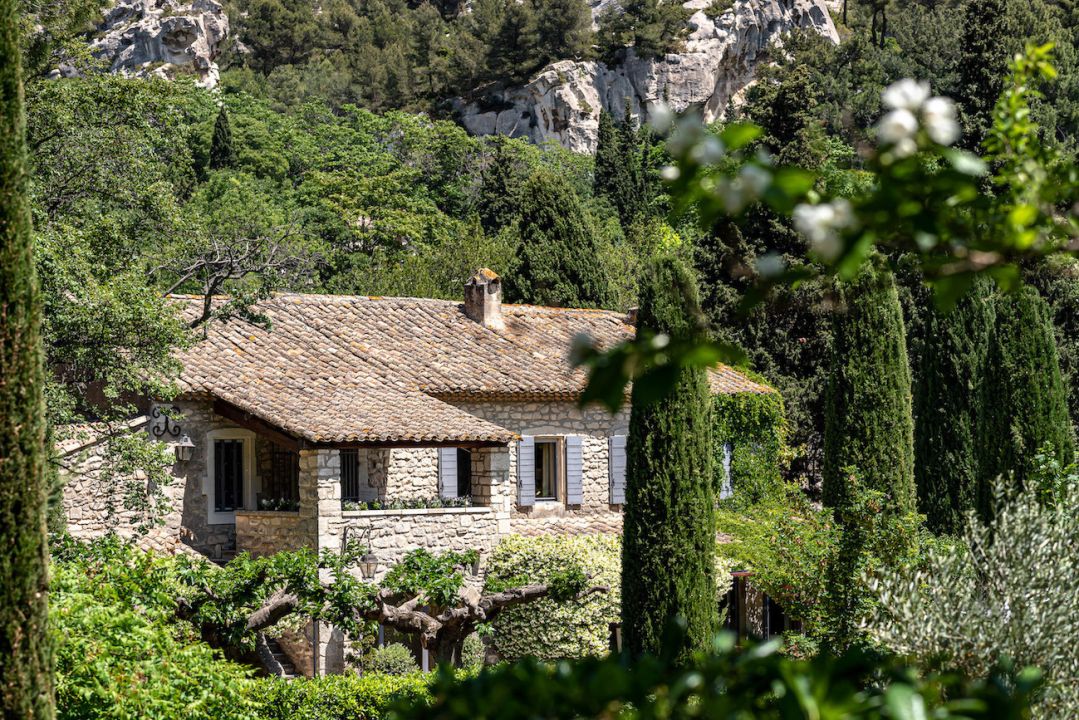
top-left (250, 673), bottom-right (431, 720)
top-left (485, 533), bottom-right (621, 660)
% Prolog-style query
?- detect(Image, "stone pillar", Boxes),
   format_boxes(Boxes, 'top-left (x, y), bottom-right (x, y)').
top-left (472, 446), bottom-right (512, 537)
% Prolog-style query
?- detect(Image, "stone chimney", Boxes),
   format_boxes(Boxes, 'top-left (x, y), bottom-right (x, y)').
top-left (464, 268), bottom-right (505, 331)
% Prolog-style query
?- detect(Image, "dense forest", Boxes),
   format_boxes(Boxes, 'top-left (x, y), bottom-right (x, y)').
top-left (17, 0), bottom-right (1079, 488)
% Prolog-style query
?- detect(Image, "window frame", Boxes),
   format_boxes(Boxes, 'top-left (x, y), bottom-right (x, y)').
top-left (204, 428), bottom-right (256, 524)
top-left (533, 437), bottom-right (564, 502)
top-left (340, 448), bottom-right (372, 503)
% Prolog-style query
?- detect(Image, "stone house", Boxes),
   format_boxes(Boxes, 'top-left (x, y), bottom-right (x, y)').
top-left (61, 269), bottom-right (773, 671)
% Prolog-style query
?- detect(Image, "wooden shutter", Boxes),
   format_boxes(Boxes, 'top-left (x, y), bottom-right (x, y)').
top-left (565, 436), bottom-right (583, 505)
top-left (517, 436), bottom-right (535, 507)
top-left (608, 435), bottom-right (627, 504)
top-left (438, 448), bottom-right (458, 499)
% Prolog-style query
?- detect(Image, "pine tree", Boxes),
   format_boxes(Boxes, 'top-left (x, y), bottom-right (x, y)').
top-left (534, 0), bottom-right (592, 66)
top-left (977, 286), bottom-right (1075, 518)
top-left (504, 169), bottom-right (612, 308)
top-left (597, 0), bottom-right (690, 60)
top-left (621, 256), bottom-right (717, 662)
top-left (823, 261), bottom-right (916, 513)
top-left (209, 105), bottom-right (237, 170)
top-left (913, 277), bottom-right (994, 535)
top-left (593, 111), bottom-right (624, 205)
top-left (593, 107), bottom-right (648, 228)
top-left (488, 0), bottom-right (539, 83)
top-left (1, 0), bottom-right (54, 712)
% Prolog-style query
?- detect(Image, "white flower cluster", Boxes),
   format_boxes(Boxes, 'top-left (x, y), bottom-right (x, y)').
top-left (877, 79), bottom-right (960, 157)
top-left (792, 198), bottom-right (854, 261)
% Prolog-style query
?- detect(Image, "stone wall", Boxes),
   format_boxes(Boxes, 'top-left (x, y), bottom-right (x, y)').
top-left (448, 400), bottom-right (629, 524)
top-left (333, 508), bottom-right (500, 582)
top-left (235, 510), bottom-right (315, 558)
top-left (60, 398), bottom-right (243, 559)
top-left (370, 447), bottom-right (439, 500)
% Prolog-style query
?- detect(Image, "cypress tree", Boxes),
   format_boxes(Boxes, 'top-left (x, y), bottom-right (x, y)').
top-left (209, 105), bottom-right (237, 170)
top-left (977, 286), bottom-right (1075, 517)
top-left (913, 277), bottom-right (995, 535)
top-left (504, 168), bottom-right (612, 308)
top-left (823, 260), bottom-right (916, 513)
top-left (1, 0), bottom-right (54, 712)
top-left (955, 0), bottom-right (1011, 148)
top-left (621, 256), bottom-right (717, 663)
top-left (593, 110), bottom-right (623, 209)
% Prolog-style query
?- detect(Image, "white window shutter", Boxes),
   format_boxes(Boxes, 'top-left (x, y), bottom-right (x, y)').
top-left (720, 442), bottom-right (734, 500)
top-left (609, 435), bottom-right (627, 504)
top-left (565, 436), bottom-right (583, 505)
top-left (438, 448), bottom-right (457, 499)
top-left (517, 436), bottom-right (535, 507)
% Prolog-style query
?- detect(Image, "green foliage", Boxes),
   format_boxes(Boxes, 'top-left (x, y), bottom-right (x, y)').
top-left (381, 548), bottom-right (478, 608)
top-left (1025, 257), bottom-right (1079, 437)
top-left (485, 534), bottom-right (620, 661)
top-left (713, 387), bottom-right (786, 507)
top-left (977, 285), bottom-right (1075, 518)
top-left (504, 168), bottom-right (614, 308)
top-left (0, 0), bottom-right (53, 711)
top-left (398, 632), bottom-right (1041, 719)
top-left (593, 109), bottom-right (656, 229)
top-left (716, 491), bottom-right (838, 634)
top-left (251, 672), bottom-right (431, 720)
top-left (210, 104), bottom-right (237, 170)
top-left (912, 276), bottom-right (995, 535)
top-left (823, 261), bottom-right (915, 514)
top-left (597, 0), bottom-right (691, 60)
top-left (622, 256), bottom-right (717, 662)
top-left (364, 644), bottom-right (420, 677)
top-left (50, 536), bottom-right (259, 719)
top-left (865, 476), bottom-right (1079, 719)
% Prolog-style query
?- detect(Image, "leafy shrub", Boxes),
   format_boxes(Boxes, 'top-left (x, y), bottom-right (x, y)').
top-left (393, 632), bottom-right (1040, 719)
top-left (251, 672), bottom-right (431, 720)
top-left (50, 536), bottom-right (259, 720)
top-left (485, 534), bottom-right (621, 660)
top-left (365, 644), bottom-right (419, 676)
top-left (863, 478), bottom-right (1079, 718)
top-left (461, 634), bottom-right (486, 670)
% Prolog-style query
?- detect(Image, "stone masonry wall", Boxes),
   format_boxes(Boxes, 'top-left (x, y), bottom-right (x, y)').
top-left (448, 400), bottom-right (629, 526)
top-left (235, 510), bottom-right (315, 558)
top-left (370, 447), bottom-right (439, 500)
top-left (61, 398), bottom-right (243, 559)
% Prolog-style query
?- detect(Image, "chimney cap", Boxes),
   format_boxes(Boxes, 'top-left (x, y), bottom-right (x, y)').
top-left (468, 268), bottom-right (500, 284)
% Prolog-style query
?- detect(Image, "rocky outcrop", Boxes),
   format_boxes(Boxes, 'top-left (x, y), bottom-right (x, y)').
top-left (455, 0), bottom-right (838, 153)
top-left (86, 0), bottom-right (229, 88)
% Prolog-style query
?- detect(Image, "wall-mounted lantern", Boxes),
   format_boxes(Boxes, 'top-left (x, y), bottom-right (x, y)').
top-left (344, 525), bottom-right (380, 579)
top-left (175, 435), bottom-right (196, 463)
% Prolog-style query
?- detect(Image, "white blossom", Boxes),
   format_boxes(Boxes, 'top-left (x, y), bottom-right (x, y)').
top-left (792, 199), bottom-right (854, 260)
top-left (689, 135), bottom-right (725, 165)
top-left (877, 108), bottom-right (919, 145)
top-left (738, 164), bottom-right (772, 195)
top-left (922, 96), bottom-right (960, 146)
top-left (881, 78), bottom-right (931, 111)
top-left (647, 102), bottom-right (674, 134)
top-left (660, 165), bottom-right (680, 181)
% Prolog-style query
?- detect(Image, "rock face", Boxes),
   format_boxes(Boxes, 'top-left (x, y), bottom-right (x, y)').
top-left (88, 0), bottom-right (229, 88)
top-left (455, 0), bottom-right (838, 153)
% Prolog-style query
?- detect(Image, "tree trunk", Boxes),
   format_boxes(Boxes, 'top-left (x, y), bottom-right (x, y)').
top-left (0, 1), bottom-right (55, 714)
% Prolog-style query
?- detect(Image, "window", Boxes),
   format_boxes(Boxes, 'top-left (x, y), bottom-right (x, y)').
top-left (205, 429), bottom-right (254, 524)
top-left (261, 443), bottom-right (299, 508)
top-left (456, 448), bottom-right (471, 498)
top-left (534, 439), bottom-right (561, 500)
top-left (341, 449), bottom-right (371, 503)
top-left (214, 439), bottom-right (244, 512)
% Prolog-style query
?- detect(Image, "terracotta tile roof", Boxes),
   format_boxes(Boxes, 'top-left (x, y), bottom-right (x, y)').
top-left (172, 293), bottom-right (771, 444)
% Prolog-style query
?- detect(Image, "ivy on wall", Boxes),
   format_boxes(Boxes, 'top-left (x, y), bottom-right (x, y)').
top-left (713, 386), bottom-right (787, 508)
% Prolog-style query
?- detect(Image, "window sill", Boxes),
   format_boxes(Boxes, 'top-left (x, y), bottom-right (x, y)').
top-left (341, 506), bottom-right (492, 518)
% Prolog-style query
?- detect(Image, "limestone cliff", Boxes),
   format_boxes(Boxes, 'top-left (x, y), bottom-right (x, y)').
top-left (455, 0), bottom-right (838, 153)
top-left (83, 0), bottom-right (229, 88)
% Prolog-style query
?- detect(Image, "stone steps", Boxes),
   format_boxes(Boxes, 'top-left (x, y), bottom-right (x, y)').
top-left (257, 633), bottom-right (299, 679)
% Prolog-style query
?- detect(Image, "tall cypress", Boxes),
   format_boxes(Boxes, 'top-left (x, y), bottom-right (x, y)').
top-left (622, 256), bottom-right (717, 662)
top-left (977, 286), bottom-right (1075, 517)
top-left (593, 110), bottom-right (623, 208)
top-left (913, 277), bottom-right (995, 535)
top-left (1, 0), bottom-right (55, 713)
top-left (823, 261), bottom-right (916, 513)
top-left (504, 168), bottom-right (612, 308)
top-left (209, 105), bottom-right (237, 170)
top-left (955, 0), bottom-right (1011, 148)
